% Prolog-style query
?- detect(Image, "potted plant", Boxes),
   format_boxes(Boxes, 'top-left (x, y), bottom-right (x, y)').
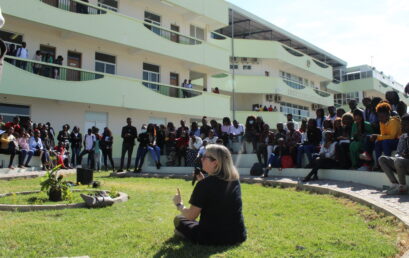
top-left (40, 165), bottom-right (71, 202)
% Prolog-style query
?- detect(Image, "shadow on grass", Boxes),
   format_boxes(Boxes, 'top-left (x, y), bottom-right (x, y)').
top-left (153, 236), bottom-right (239, 258)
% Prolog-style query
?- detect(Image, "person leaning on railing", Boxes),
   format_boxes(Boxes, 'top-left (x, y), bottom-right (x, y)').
top-left (172, 144), bottom-right (247, 245)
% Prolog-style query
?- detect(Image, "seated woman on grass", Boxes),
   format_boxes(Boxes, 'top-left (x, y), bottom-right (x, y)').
top-left (172, 144), bottom-right (247, 245)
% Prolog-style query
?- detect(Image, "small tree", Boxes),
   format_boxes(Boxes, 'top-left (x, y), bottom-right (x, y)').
top-left (40, 165), bottom-right (71, 202)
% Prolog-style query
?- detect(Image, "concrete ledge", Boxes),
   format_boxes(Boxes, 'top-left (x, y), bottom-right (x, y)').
top-left (0, 190), bottom-right (128, 212)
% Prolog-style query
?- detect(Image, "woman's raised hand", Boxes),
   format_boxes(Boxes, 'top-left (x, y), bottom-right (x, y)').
top-left (173, 188), bottom-right (182, 205)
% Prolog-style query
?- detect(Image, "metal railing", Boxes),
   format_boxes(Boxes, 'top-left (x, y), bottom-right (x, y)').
top-left (40, 0), bottom-right (204, 46)
top-left (143, 24), bottom-right (201, 45)
top-left (4, 55), bottom-right (102, 81)
top-left (282, 78), bottom-right (306, 90)
top-left (40, 0), bottom-right (105, 14)
top-left (4, 55), bottom-right (206, 99)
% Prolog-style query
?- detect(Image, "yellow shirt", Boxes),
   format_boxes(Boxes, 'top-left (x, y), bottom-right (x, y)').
top-left (377, 116), bottom-right (401, 141)
top-left (0, 133), bottom-right (16, 149)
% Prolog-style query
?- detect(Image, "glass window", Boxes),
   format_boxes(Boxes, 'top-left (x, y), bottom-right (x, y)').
top-left (143, 63), bottom-right (160, 90)
top-left (95, 52), bottom-right (116, 74)
top-left (190, 25), bottom-right (205, 40)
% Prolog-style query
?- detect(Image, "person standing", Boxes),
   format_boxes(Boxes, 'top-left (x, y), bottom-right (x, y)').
top-left (77, 129), bottom-right (96, 169)
top-left (16, 42), bottom-right (29, 69)
top-left (70, 126), bottom-right (82, 166)
top-left (118, 117), bottom-right (137, 172)
top-left (32, 50), bottom-right (42, 75)
top-left (101, 127), bottom-right (115, 171)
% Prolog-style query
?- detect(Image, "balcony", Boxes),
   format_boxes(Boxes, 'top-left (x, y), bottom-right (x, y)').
top-left (234, 111), bottom-right (287, 128)
top-left (161, 0), bottom-right (229, 30)
top-left (212, 75), bottom-right (334, 106)
top-left (0, 56), bottom-right (231, 118)
top-left (329, 78), bottom-right (409, 106)
top-left (233, 39), bottom-right (333, 80)
top-left (0, 0), bottom-right (229, 72)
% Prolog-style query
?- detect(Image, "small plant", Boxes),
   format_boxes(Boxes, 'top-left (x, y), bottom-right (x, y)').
top-left (109, 187), bottom-right (120, 198)
top-left (40, 165), bottom-right (72, 202)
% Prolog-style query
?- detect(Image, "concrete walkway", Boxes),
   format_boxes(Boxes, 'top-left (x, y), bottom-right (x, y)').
top-left (0, 168), bottom-right (77, 180)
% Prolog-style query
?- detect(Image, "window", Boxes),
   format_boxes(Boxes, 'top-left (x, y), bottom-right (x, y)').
top-left (143, 63), bottom-right (160, 90)
top-left (230, 64), bottom-right (238, 70)
top-left (98, 0), bottom-right (118, 12)
top-left (334, 92), bottom-right (359, 106)
top-left (243, 65), bottom-right (252, 70)
top-left (95, 52), bottom-right (116, 74)
top-left (190, 25), bottom-right (205, 40)
top-left (144, 11), bottom-right (161, 35)
top-left (279, 102), bottom-right (309, 121)
top-left (0, 30), bottom-right (23, 50)
top-left (40, 45), bottom-right (56, 61)
top-left (0, 103), bottom-right (30, 123)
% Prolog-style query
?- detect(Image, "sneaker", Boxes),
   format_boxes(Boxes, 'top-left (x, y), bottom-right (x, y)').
top-left (386, 184), bottom-right (400, 195)
top-left (357, 164), bottom-right (370, 171)
top-left (359, 152), bottom-right (372, 161)
top-left (117, 169), bottom-right (123, 172)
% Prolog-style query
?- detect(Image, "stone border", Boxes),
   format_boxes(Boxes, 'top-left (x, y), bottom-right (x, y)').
top-left (0, 189), bottom-right (128, 212)
top-left (112, 172), bottom-right (409, 256)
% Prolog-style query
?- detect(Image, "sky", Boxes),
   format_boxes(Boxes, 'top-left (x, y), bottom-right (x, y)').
top-left (229, 0), bottom-right (409, 85)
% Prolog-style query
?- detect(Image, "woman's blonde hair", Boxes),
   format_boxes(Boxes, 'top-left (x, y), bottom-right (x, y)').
top-left (204, 144), bottom-right (239, 181)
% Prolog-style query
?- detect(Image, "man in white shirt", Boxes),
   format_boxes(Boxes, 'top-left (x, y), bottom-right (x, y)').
top-left (203, 129), bottom-right (218, 144)
top-left (16, 42), bottom-right (29, 69)
top-left (285, 114), bottom-right (299, 131)
top-left (230, 120), bottom-right (245, 154)
top-left (77, 128), bottom-right (96, 169)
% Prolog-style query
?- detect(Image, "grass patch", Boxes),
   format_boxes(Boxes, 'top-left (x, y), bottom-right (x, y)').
top-left (0, 172), bottom-right (406, 257)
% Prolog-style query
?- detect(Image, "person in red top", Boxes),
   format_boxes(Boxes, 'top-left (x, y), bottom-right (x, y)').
top-left (54, 141), bottom-right (69, 169)
top-left (4, 116), bottom-right (21, 134)
top-left (176, 130), bottom-right (189, 166)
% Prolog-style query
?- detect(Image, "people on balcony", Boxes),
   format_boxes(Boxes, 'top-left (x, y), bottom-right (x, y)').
top-left (33, 50), bottom-right (42, 75)
top-left (16, 42), bottom-right (29, 70)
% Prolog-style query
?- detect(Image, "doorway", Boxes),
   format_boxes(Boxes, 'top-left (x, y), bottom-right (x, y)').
top-left (67, 51), bottom-right (82, 81)
top-left (170, 24), bottom-right (180, 43)
top-left (170, 72), bottom-right (179, 97)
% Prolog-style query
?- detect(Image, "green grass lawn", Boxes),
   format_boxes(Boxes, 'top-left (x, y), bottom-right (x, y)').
top-left (0, 172), bottom-right (406, 257)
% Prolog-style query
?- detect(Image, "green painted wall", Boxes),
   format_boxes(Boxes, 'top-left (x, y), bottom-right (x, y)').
top-left (0, 62), bottom-right (231, 118)
top-left (0, 0), bottom-right (229, 72)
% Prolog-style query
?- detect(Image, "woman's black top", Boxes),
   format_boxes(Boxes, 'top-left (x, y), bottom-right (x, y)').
top-left (305, 127), bottom-right (322, 146)
top-left (189, 176), bottom-right (246, 245)
top-left (100, 135), bottom-right (113, 150)
top-left (70, 132), bottom-right (82, 148)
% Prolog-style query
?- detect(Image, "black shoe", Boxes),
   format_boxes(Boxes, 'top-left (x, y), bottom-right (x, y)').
top-left (311, 175), bottom-right (319, 181)
top-left (117, 169), bottom-right (123, 172)
top-left (156, 162), bottom-right (160, 169)
top-left (302, 177), bottom-right (310, 183)
top-left (24, 164), bottom-right (31, 168)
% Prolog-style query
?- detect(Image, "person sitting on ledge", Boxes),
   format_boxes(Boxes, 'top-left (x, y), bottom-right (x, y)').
top-left (378, 114), bottom-right (409, 195)
top-left (172, 144), bottom-right (247, 245)
top-left (303, 131), bottom-right (338, 182)
top-left (0, 127), bottom-right (19, 169)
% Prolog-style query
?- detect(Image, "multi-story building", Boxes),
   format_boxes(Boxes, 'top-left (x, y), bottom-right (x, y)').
top-left (0, 0), bottom-right (406, 158)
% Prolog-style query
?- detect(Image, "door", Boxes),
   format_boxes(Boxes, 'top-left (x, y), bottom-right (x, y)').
top-left (67, 51), bottom-right (82, 81)
top-left (170, 24), bottom-right (180, 43)
top-left (170, 72), bottom-right (179, 97)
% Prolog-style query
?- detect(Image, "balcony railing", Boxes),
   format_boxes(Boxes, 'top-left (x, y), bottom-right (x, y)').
top-left (40, 0), bottom-right (204, 46)
top-left (5, 55), bottom-right (102, 81)
top-left (40, 0), bottom-right (104, 14)
top-left (4, 55), bottom-right (204, 99)
top-left (313, 89), bottom-right (331, 97)
top-left (282, 78), bottom-right (306, 90)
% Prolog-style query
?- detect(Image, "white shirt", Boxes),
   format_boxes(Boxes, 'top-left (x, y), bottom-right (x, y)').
top-left (84, 134), bottom-right (96, 150)
top-left (17, 47), bottom-right (29, 59)
top-left (319, 142), bottom-right (337, 159)
top-left (29, 137), bottom-right (43, 151)
top-left (186, 83), bottom-right (193, 89)
top-left (204, 136), bottom-right (218, 144)
top-left (230, 124), bottom-right (244, 135)
top-left (189, 136), bottom-right (203, 150)
top-left (0, 8), bottom-right (5, 28)
top-left (285, 120), bottom-right (300, 131)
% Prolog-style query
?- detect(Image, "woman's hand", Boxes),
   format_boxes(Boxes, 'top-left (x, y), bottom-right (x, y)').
top-left (173, 188), bottom-right (182, 206)
top-left (196, 172), bottom-right (205, 182)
